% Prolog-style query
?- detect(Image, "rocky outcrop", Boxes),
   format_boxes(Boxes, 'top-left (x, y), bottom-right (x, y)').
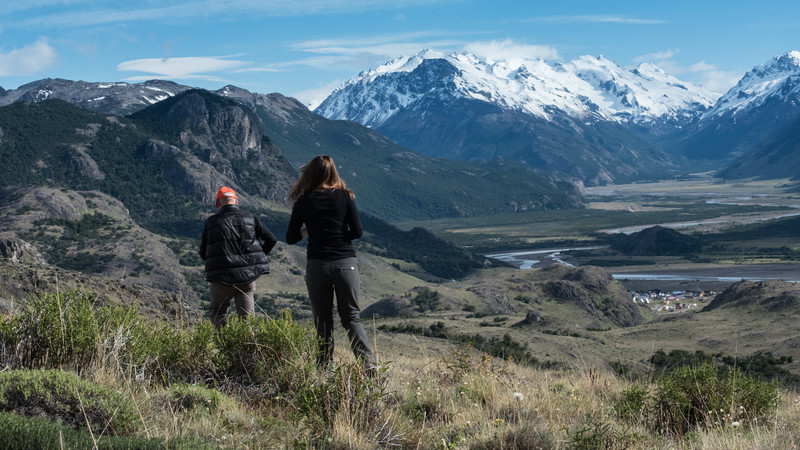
top-left (67, 145), bottom-right (105, 180)
top-left (611, 225), bottom-right (702, 256)
top-left (361, 295), bottom-right (417, 318)
top-left (134, 90), bottom-right (296, 202)
top-left (518, 264), bottom-right (643, 328)
top-left (703, 280), bottom-right (800, 312)
top-left (0, 259), bottom-right (200, 323)
top-left (0, 186), bottom-right (194, 303)
top-left (0, 237), bottom-right (46, 265)
top-left (467, 284), bottom-right (515, 314)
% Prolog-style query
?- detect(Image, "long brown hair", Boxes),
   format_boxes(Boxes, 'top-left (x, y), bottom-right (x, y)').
top-left (287, 155), bottom-right (354, 202)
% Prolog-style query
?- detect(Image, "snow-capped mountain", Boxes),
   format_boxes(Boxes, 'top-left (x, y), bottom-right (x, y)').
top-left (703, 51), bottom-right (800, 119)
top-left (0, 78), bottom-right (191, 116)
top-left (314, 50), bottom-right (720, 185)
top-left (315, 50), bottom-right (717, 131)
top-left (677, 51), bottom-right (800, 161)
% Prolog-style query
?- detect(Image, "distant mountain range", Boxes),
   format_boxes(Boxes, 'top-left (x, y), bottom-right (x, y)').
top-left (1, 49), bottom-right (798, 191)
top-left (315, 50), bottom-right (800, 183)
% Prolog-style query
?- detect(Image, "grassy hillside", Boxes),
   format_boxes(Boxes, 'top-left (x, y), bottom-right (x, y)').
top-left (0, 288), bottom-right (796, 449)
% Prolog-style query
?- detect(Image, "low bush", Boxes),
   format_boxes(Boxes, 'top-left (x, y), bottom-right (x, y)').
top-left (163, 383), bottom-right (235, 412)
top-left (0, 411), bottom-right (214, 450)
top-left (614, 363), bottom-right (779, 436)
top-left (654, 363), bottom-right (778, 436)
top-left (0, 369), bottom-right (138, 435)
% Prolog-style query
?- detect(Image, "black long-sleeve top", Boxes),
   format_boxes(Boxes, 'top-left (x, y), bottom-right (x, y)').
top-left (286, 189), bottom-right (363, 260)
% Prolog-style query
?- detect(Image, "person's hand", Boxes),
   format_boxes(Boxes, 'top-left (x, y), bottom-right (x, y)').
top-left (301, 226), bottom-right (308, 239)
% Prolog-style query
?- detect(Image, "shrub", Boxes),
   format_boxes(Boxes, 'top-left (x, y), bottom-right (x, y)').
top-left (614, 383), bottom-right (650, 423)
top-left (0, 291), bottom-right (142, 371)
top-left (213, 312), bottom-right (318, 389)
top-left (163, 383), bottom-right (235, 412)
top-left (0, 411), bottom-right (214, 449)
top-left (652, 363), bottom-right (778, 436)
top-left (0, 369), bottom-right (138, 435)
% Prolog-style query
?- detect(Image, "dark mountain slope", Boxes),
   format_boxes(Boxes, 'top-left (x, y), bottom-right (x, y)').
top-left (229, 90), bottom-right (584, 222)
top-left (717, 114), bottom-right (800, 180)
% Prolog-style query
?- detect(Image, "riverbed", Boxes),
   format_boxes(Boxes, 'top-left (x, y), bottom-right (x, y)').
top-left (486, 247), bottom-right (800, 291)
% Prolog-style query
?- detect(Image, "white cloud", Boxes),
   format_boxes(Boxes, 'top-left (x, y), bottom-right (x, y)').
top-left (633, 50), bottom-right (741, 94)
top-left (696, 69), bottom-right (741, 94)
top-left (634, 49), bottom-right (678, 65)
top-left (463, 39), bottom-right (560, 61)
top-left (117, 55), bottom-right (249, 81)
top-left (288, 32), bottom-right (466, 70)
top-left (14, 1), bottom-right (449, 28)
top-left (689, 60), bottom-right (715, 72)
top-left (524, 15), bottom-right (666, 25)
top-left (0, 37), bottom-right (59, 76)
top-left (292, 79), bottom-right (345, 109)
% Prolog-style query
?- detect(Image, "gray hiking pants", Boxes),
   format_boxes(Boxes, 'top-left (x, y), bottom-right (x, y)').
top-left (306, 257), bottom-right (374, 367)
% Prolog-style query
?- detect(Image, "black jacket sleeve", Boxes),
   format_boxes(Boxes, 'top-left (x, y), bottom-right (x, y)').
top-left (286, 200), bottom-right (304, 244)
top-left (255, 218), bottom-right (278, 254)
top-left (199, 221), bottom-right (208, 260)
top-left (345, 196), bottom-right (363, 240)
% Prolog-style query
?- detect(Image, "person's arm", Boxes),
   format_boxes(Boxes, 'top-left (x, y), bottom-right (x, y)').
top-left (255, 217), bottom-right (277, 254)
top-left (285, 200), bottom-right (305, 244)
top-left (198, 221), bottom-right (208, 260)
top-left (345, 196), bottom-right (363, 240)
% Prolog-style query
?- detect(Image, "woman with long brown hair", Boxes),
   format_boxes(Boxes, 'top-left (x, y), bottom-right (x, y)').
top-left (286, 155), bottom-right (375, 370)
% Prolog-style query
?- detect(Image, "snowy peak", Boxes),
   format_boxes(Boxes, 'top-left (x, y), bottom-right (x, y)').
top-left (316, 50), bottom-right (717, 129)
top-left (705, 50), bottom-right (800, 118)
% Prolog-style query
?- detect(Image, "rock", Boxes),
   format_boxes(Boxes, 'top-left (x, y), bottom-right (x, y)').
top-left (467, 284), bottom-right (515, 314)
top-left (361, 295), bottom-right (417, 318)
top-left (703, 280), bottom-right (800, 312)
top-left (0, 237), bottom-right (46, 265)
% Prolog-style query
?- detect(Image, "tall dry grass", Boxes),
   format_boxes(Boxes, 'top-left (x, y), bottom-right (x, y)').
top-left (0, 290), bottom-right (796, 449)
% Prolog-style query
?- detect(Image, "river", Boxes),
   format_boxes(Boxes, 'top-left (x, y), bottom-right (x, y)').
top-left (486, 247), bottom-right (800, 283)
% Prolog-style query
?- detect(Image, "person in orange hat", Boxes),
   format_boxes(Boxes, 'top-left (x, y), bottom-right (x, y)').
top-left (199, 187), bottom-right (277, 326)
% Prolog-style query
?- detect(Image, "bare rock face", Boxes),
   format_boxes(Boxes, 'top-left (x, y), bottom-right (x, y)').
top-left (67, 145), bottom-right (105, 180)
top-left (467, 284), bottom-right (515, 314)
top-left (0, 237), bottom-right (46, 265)
top-left (146, 90), bottom-right (296, 203)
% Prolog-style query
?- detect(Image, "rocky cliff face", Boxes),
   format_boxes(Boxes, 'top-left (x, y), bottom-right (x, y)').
top-left (131, 89), bottom-right (296, 203)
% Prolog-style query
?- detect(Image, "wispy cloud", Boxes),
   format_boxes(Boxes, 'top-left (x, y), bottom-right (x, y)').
top-left (523, 15), bottom-right (666, 25)
top-left (117, 55), bottom-right (249, 82)
top-left (633, 49), bottom-right (741, 94)
top-left (287, 32), bottom-right (468, 70)
top-left (12, 0), bottom-right (451, 28)
top-left (634, 49), bottom-right (678, 63)
top-left (464, 39), bottom-right (559, 61)
top-left (0, 37), bottom-right (59, 76)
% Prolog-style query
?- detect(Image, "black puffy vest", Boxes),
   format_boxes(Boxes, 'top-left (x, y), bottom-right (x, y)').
top-left (199, 206), bottom-right (275, 285)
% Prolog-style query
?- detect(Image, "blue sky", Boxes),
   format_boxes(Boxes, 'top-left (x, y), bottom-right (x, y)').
top-left (1, 0), bottom-right (798, 107)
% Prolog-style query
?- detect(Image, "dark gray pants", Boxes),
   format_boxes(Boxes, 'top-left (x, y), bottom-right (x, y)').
top-left (209, 281), bottom-right (255, 327)
top-left (306, 257), bottom-right (374, 367)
